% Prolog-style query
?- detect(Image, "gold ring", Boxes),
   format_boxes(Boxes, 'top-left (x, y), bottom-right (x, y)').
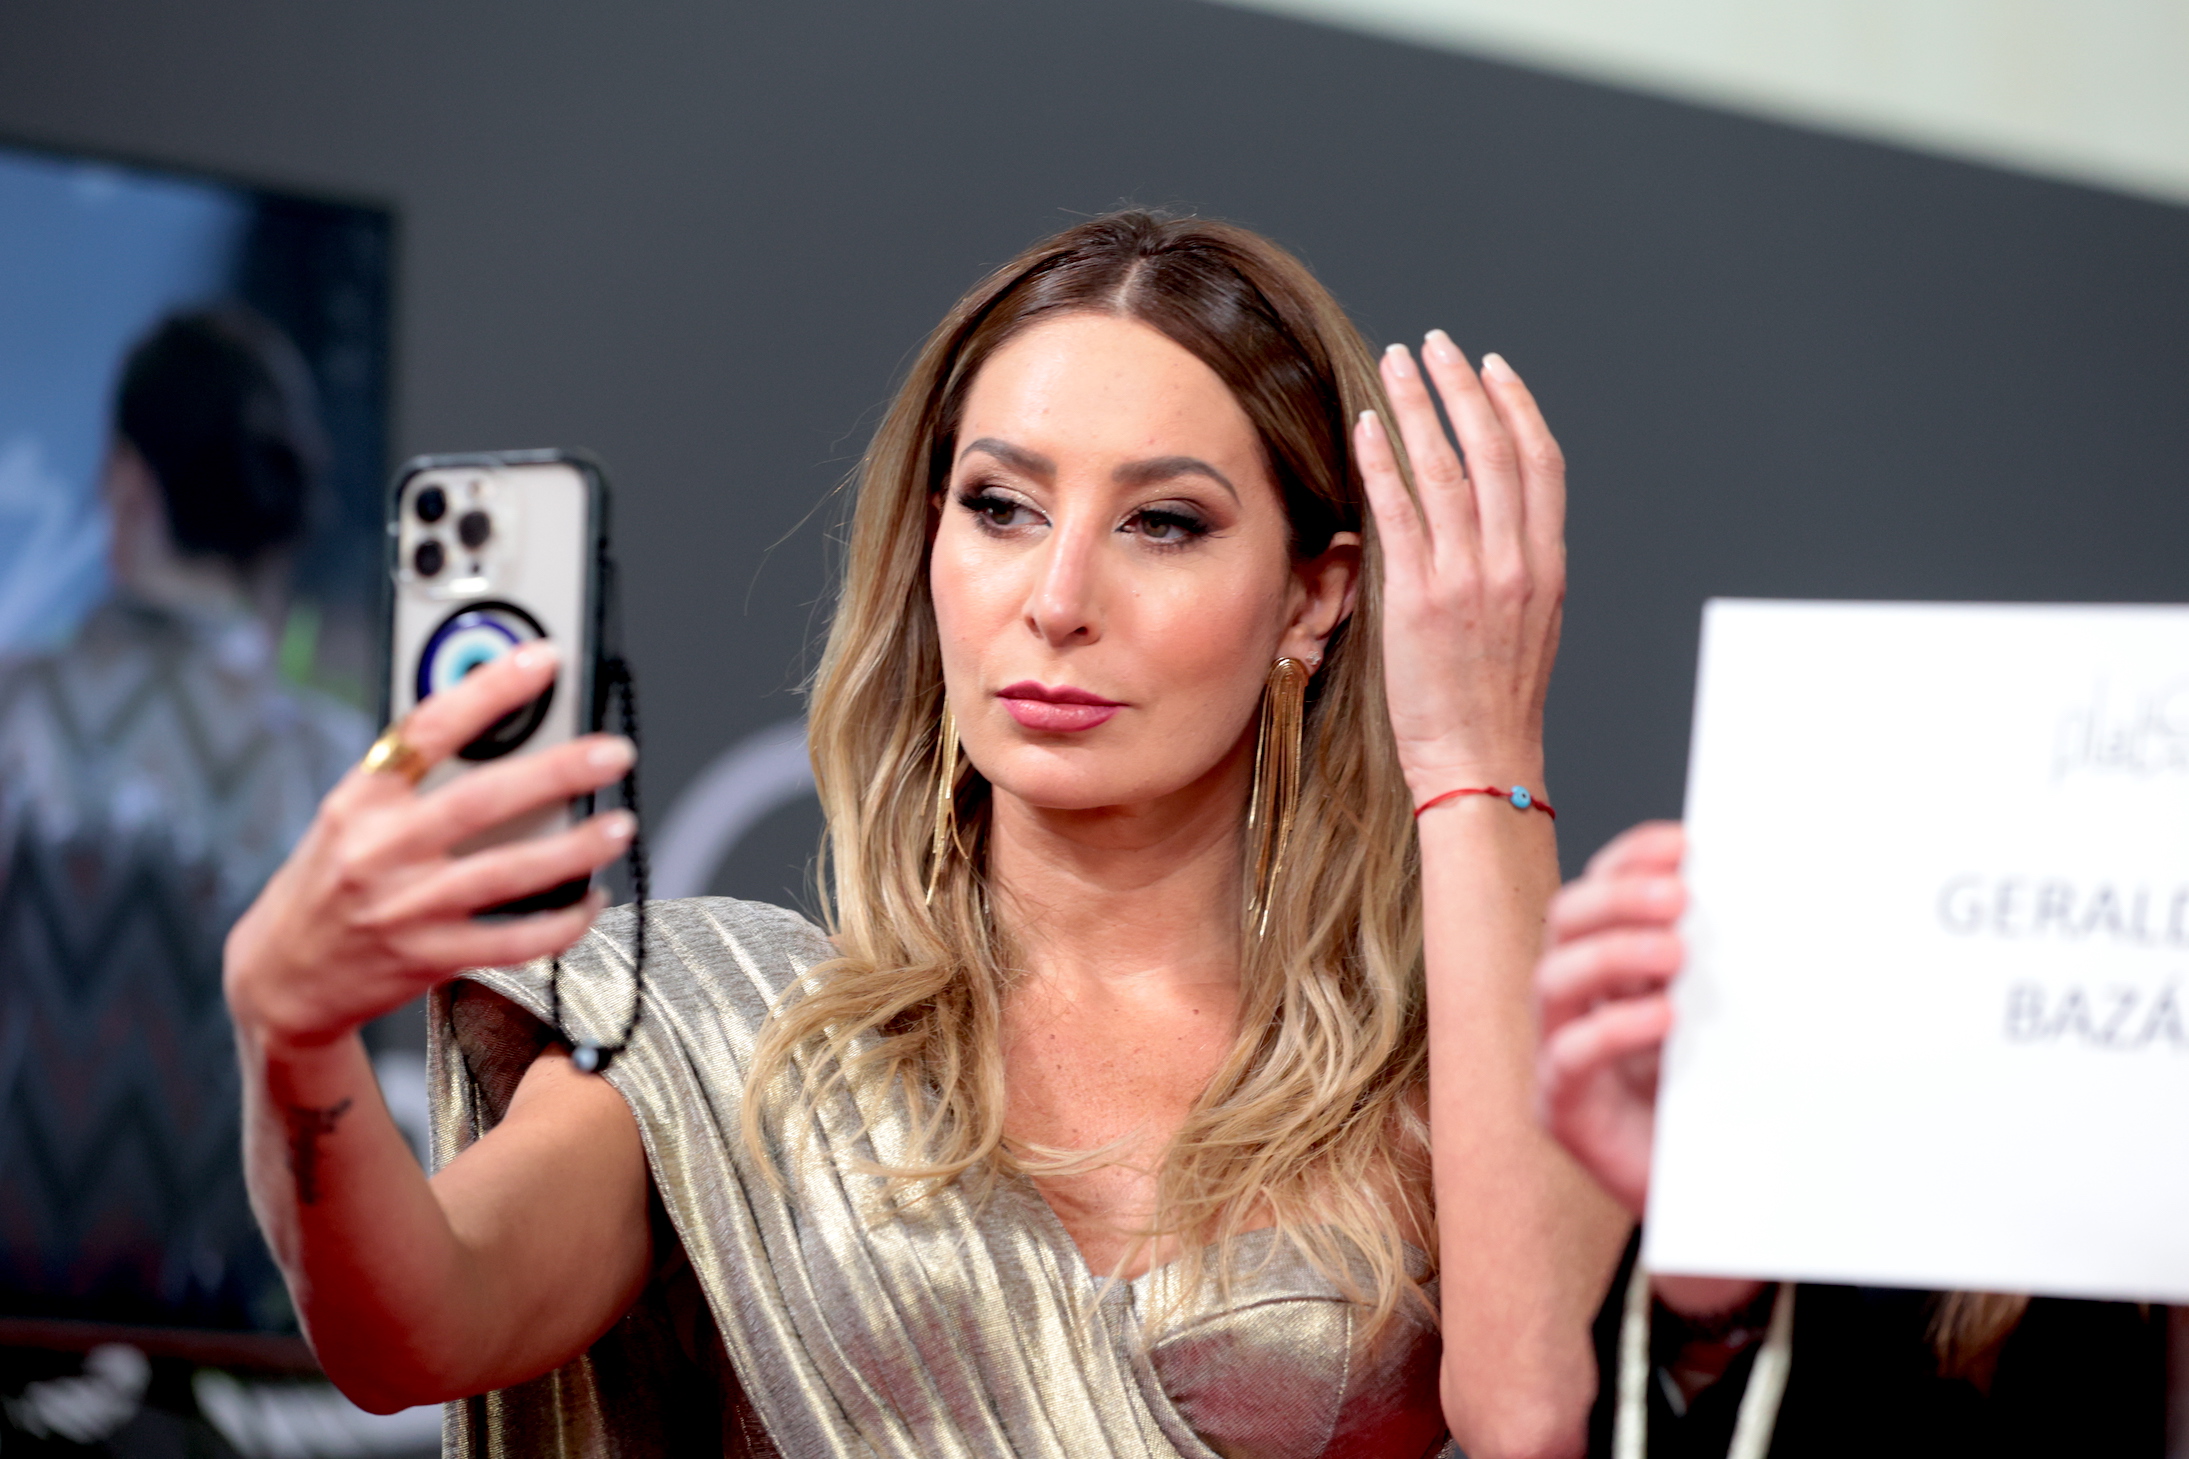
top-left (359, 725), bottom-right (429, 785)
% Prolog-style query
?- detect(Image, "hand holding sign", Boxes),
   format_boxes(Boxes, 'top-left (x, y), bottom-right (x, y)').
top-left (1639, 601), bottom-right (2189, 1302)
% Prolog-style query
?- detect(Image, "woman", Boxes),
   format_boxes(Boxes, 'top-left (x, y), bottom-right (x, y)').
top-left (225, 212), bottom-right (1627, 1458)
top-left (1535, 822), bottom-right (2173, 1458)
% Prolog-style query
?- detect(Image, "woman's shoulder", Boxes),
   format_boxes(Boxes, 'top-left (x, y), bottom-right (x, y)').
top-left (460, 896), bottom-right (833, 1036)
top-left (584, 895), bottom-right (834, 991)
top-left (604, 895), bottom-right (830, 956)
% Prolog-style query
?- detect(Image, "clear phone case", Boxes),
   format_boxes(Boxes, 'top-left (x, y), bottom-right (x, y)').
top-left (383, 450), bottom-right (607, 911)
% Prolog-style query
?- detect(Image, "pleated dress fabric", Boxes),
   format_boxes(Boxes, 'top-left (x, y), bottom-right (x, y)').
top-left (427, 897), bottom-right (1453, 1459)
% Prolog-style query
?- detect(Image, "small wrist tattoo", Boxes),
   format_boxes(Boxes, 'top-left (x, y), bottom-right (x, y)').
top-left (283, 1098), bottom-right (353, 1206)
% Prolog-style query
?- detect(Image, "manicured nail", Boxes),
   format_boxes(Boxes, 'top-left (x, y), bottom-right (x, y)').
top-left (1357, 408), bottom-right (1379, 427)
top-left (513, 641), bottom-right (559, 670)
top-left (1382, 343), bottom-right (1415, 377)
top-left (1423, 329), bottom-right (1460, 362)
top-left (588, 736), bottom-right (636, 770)
top-left (602, 810), bottom-right (636, 841)
top-left (1481, 352), bottom-right (1517, 382)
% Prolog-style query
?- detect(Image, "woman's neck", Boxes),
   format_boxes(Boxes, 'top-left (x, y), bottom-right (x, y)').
top-left (985, 747), bottom-right (1252, 997)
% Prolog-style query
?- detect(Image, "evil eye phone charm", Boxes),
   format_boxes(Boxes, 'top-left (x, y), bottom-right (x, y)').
top-left (416, 600), bottom-right (554, 761)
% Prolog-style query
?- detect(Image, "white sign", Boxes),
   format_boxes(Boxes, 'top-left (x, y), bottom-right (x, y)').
top-left (1645, 600), bottom-right (2189, 1302)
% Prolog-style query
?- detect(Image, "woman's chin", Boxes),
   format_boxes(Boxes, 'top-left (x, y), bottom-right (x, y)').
top-left (981, 760), bottom-right (1227, 820)
top-left (987, 779), bottom-right (1160, 816)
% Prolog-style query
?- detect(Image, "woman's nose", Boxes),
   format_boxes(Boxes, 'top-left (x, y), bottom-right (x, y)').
top-left (1025, 521), bottom-right (1103, 647)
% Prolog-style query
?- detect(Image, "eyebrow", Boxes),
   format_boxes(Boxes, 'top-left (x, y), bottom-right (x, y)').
top-left (1112, 455), bottom-right (1238, 502)
top-left (958, 438), bottom-right (1055, 478)
top-left (957, 438), bottom-right (1239, 503)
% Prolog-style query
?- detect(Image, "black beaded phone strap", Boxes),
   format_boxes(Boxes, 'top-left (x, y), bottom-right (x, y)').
top-left (545, 527), bottom-right (646, 1074)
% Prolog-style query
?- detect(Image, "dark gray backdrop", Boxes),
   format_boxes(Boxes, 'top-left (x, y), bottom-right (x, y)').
top-left (3, 0), bottom-right (2183, 905)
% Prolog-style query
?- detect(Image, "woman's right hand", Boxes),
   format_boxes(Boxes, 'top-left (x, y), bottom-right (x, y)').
top-left (224, 641), bottom-right (637, 1054)
top-left (1532, 821), bottom-right (1687, 1218)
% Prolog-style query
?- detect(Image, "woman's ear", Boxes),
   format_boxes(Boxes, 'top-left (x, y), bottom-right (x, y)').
top-left (1281, 530), bottom-right (1362, 666)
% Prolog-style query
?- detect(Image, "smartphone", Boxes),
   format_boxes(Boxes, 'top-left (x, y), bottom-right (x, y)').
top-left (383, 449), bottom-right (609, 914)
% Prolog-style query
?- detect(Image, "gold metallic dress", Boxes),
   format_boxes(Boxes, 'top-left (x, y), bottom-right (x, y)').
top-left (428, 898), bottom-right (1453, 1458)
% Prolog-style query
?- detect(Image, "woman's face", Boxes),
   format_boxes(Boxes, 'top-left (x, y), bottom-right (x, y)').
top-left (929, 312), bottom-right (1357, 818)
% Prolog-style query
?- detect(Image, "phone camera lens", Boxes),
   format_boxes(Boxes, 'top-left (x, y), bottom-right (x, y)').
top-left (415, 485), bottom-right (447, 524)
top-left (413, 539), bottom-right (446, 577)
top-left (457, 510), bottom-right (492, 550)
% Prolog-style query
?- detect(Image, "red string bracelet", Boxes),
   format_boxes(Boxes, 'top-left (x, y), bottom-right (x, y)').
top-left (1413, 785), bottom-right (1556, 820)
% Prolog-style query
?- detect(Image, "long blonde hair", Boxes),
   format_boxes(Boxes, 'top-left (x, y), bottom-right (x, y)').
top-left (746, 211), bottom-right (1431, 1335)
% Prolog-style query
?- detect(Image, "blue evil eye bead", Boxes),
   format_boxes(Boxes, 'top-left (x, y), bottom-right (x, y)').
top-left (418, 601), bottom-right (555, 761)
top-left (1508, 786), bottom-right (1533, 810)
top-left (418, 606), bottom-right (533, 699)
top-left (572, 1042), bottom-right (603, 1074)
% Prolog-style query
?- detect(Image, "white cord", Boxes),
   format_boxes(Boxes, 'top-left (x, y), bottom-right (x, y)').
top-left (1614, 1264), bottom-right (1795, 1459)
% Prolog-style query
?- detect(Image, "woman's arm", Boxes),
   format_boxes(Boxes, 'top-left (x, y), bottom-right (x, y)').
top-left (1417, 795), bottom-right (1627, 1459)
top-left (1357, 338), bottom-right (1629, 1459)
top-left (236, 1031), bottom-right (650, 1411)
top-left (225, 647), bottom-right (652, 1411)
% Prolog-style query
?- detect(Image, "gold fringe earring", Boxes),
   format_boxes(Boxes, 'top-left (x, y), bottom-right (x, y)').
top-left (925, 704), bottom-right (961, 905)
top-left (1245, 657), bottom-right (1310, 937)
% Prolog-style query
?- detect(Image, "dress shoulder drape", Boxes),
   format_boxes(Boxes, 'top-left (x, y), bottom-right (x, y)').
top-left (427, 896), bottom-right (1227, 1459)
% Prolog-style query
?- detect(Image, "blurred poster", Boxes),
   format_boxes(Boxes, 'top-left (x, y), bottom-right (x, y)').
top-left (1651, 599), bottom-right (2189, 1302)
top-left (0, 143), bottom-right (392, 1334)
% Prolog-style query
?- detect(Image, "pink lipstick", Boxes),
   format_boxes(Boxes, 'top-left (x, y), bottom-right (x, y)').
top-left (997, 681), bottom-right (1122, 732)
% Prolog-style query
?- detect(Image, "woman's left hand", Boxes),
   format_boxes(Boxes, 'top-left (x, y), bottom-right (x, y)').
top-left (1354, 334), bottom-right (1565, 798)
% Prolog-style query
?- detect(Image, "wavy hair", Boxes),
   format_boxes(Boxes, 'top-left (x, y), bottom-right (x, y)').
top-left (745, 211), bottom-right (1431, 1336)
